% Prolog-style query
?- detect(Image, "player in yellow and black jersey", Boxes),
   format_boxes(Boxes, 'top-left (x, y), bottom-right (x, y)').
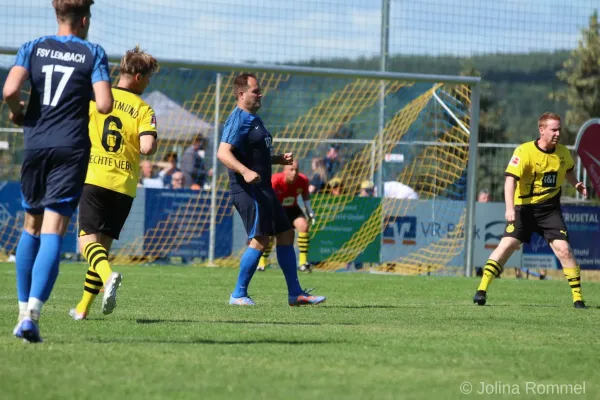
top-left (70, 46), bottom-right (159, 320)
top-left (473, 112), bottom-right (589, 308)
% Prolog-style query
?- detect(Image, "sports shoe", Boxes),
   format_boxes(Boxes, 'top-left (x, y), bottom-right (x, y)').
top-left (229, 295), bottom-right (255, 305)
top-left (289, 288), bottom-right (326, 306)
top-left (574, 300), bottom-right (587, 309)
top-left (69, 308), bottom-right (88, 320)
top-left (102, 272), bottom-right (122, 315)
top-left (13, 320), bottom-right (23, 338)
top-left (20, 318), bottom-right (43, 343)
top-left (473, 290), bottom-right (487, 306)
top-left (299, 263), bottom-right (312, 273)
top-left (257, 266), bottom-right (265, 272)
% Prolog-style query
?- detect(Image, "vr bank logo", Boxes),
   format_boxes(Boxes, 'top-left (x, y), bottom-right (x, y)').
top-left (484, 221), bottom-right (505, 249)
top-left (383, 216), bottom-right (417, 245)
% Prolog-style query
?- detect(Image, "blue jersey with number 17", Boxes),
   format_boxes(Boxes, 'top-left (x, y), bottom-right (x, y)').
top-left (221, 107), bottom-right (273, 191)
top-left (15, 35), bottom-right (111, 150)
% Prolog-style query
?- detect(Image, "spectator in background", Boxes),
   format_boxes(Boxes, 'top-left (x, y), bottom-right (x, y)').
top-left (328, 177), bottom-right (343, 196)
top-left (309, 157), bottom-right (328, 194)
top-left (478, 189), bottom-right (491, 203)
top-left (139, 160), bottom-right (164, 189)
top-left (359, 180), bottom-right (375, 197)
top-left (169, 171), bottom-right (186, 189)
top-left (323, 144), bottom-right (340, 177)
top-left (181, 135), bottom-right (207, 188)
top-left (157, 152), bottom-right (180, 187)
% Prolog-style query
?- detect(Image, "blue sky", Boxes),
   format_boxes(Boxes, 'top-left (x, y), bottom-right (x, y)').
top-left (0, 0), bottom-right (596, 64)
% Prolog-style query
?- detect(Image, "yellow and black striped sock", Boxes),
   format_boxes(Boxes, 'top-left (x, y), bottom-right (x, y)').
top-left (477, 259), bottom-right (504, 292)
top-left (258, 241), bottom-right (272, 268)
top-left (75, 267), bottom-right (103, 314)
top-left (563, 266), bottom-right (583, 302)
top-left (83, 242), bottom-right (113, 284)
top-left (298, 232), bottom-right (310, 266)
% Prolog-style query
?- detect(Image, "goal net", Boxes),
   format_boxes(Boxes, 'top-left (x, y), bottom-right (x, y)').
top-left (0, 61), bottom-right (479, 274)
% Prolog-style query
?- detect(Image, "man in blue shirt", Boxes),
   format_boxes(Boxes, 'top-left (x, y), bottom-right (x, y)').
top-left (218, 73), bottom-right (325, 306)
top-left (2, 0), bottom-right (113, 342)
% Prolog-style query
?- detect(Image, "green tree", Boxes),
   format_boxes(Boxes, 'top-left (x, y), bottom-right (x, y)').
top-left (551, 10), bottom-right (600, 144)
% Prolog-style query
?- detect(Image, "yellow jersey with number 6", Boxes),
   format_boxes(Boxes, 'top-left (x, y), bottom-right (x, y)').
top-left (504, 140), bottom-right (574, 206)
top-left (86, 87), bottom-right (157, 197)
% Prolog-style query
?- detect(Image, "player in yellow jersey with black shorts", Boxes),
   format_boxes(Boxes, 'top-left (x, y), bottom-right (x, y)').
top-left (473, 112), bottom-right (589, 308)
top-left (70, 46), bottom-right (159, 320)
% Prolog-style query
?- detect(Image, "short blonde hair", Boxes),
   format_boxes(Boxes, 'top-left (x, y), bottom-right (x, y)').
top-left (538, 112), bottom-right (561, 128)
top-left (120, 46), bottom-right (159, 77)
top-left (53, 0), bottom-right (94, 22)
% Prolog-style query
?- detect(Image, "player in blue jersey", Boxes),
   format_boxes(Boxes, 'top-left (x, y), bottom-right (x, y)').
top-left (2, 0), bottom-right (113, 343)
top-left (217, 73), bottom-right (325, 306)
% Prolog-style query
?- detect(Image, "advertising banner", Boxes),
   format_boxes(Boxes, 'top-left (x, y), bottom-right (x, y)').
top-left (309, 195), bottom-right (381, 263)
top-left (522, 205), bottom-right (600, 270)
top-left (144, 189), bottom-right (232, 259)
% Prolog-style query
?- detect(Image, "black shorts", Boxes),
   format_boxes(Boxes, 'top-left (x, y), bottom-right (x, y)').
top-left (21, 147), bottom-right (90, 216)
top-left (78, 184), bottom-right (134, 240)
top-left (231, 186), bottom-right (292, 239)
top-left (503, 200), bottom-right (569, 243)
top-left (284, 205), bottom-right (306, 226)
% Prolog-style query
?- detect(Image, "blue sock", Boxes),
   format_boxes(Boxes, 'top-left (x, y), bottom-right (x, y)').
top-left (276, 245), bottom-right (303, 296)
top-left (29, 234), bottom-right (62, 302)
top-left (15, 231), bottom-right (41, 302)
top-left (232, 247), bottom-right (262, 298)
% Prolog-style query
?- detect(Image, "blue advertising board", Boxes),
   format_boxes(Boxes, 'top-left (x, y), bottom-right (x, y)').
top-left (143, 188), bottom-right (232, 259)
top-left (0, 181), bottom-right (78, 254)
top-left (522, 205), bottom-right (600, 270)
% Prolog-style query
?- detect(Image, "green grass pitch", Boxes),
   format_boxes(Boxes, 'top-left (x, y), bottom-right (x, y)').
top-left (1, 263), bottom-right (599, 400)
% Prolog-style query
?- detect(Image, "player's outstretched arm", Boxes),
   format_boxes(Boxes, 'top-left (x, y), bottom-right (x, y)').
top-left (302, 192), bottom-right (315, 225)
top-left (217, 142), bottom-right (260, 184)
top-left (2, 66), bottom-right (29, 126)
top-left (92, 81), bottom-right (113, 114)
top-left (565, 169), bottom-right (588, 199)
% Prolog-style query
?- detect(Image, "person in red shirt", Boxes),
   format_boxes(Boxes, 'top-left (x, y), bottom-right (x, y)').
top-left (258, 160), bottom-right (315, 272)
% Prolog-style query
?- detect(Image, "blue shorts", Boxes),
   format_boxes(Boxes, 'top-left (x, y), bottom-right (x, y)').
top-left (21, 147), bottom-right (90, 217)
top-left (231, 186), bottom-right (292, 239)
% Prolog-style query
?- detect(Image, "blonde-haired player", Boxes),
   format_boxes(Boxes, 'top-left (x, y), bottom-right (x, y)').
top-left (70, 46), bottom-right (159, 320)
top-left (473, 112), bottom-right (588, 308)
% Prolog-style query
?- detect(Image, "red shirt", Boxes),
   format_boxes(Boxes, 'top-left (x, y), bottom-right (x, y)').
top-left (272, 172), bottom-right (309, 207)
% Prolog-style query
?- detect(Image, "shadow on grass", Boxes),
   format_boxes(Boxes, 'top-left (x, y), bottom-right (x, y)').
top-left (327, 305), bottom-right (401, 309)
top-left (136, 318), bottom-right (357, 326)
top-left (472, 303), bottom-right (599, 309)
top-left (89, 337), bottom-right (343, 345)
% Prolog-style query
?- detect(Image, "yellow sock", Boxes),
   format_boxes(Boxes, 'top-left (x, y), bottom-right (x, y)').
top-left (563, 266), bottom-right (583, 302)
top-left (83, 242), bottom-right (113, 284)
top-left (75, 267), bottom-right (103, 314)
top-left (477, 259), bottom-right (503, 292)
top-left (298, 232), bottom-right (309, 266)
top-left (258, 241), bottom-right (272, 268)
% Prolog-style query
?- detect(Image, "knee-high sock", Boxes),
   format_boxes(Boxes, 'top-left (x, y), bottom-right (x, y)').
top-left (15, 231), bottom-right (41, 306)
top-left (28, 233), bottom-right (62, 316)
top-left (75, 267), bottom-right (103, 314)
top-left (477, 259), bottom-right (503, 292)
top-left (232, 247), bottom-right (262, 298)
top-left (276, 245), bottom-right (303, 296)
top-left (563, 266), bottom-right (583, 302)
top-left (297, 232), bottom-right (309, 266)
top-left (83, 242), bottom-right (113, 284)
top-left (258, 240), bottom-right (273, 268)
